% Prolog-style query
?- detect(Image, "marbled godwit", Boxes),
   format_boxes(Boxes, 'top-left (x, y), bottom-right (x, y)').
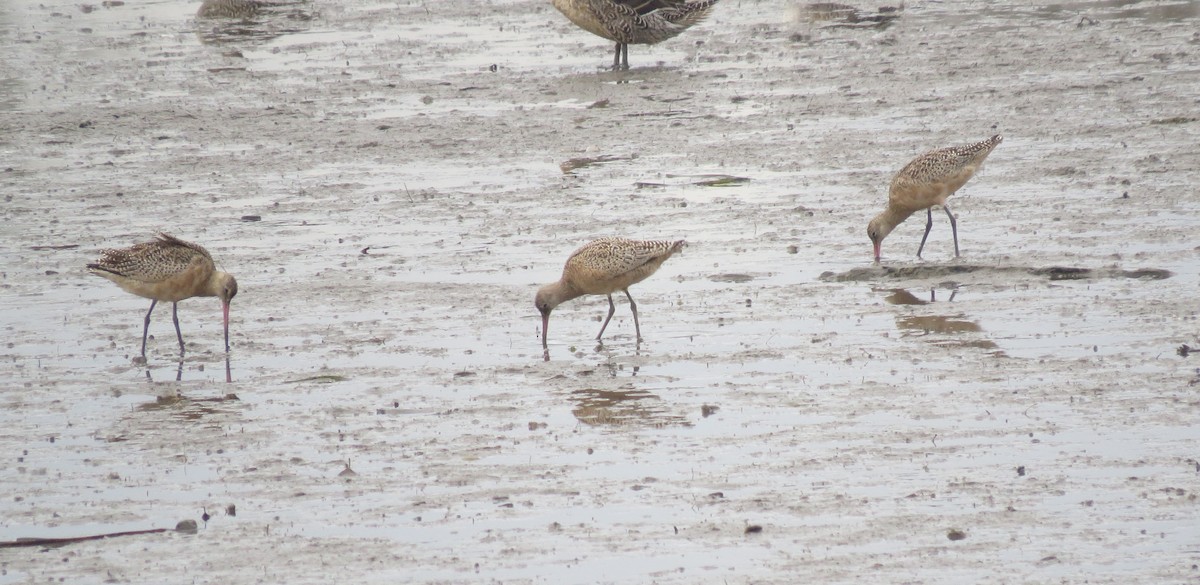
top-left (867, 134), bottom-right (1002, 262)
top-left (197, 0), bottom-right (262, 19)
top-left (88, 233), bottom-right (238, 357)
top-left (536, 237), bottom-right (685, 346)
top-left (551, 0), bottom-right (721, 71)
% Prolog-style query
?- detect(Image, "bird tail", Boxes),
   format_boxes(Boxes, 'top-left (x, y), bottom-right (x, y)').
top-left (639, 1), bottom-right (719, 43)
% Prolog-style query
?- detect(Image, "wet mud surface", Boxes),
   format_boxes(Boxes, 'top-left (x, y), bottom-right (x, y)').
top-left (2, 0), bottom-right (1200, 582)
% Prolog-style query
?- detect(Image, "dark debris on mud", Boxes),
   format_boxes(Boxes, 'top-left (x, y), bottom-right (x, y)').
top-left (821, 264), bottom-right (1174, 282)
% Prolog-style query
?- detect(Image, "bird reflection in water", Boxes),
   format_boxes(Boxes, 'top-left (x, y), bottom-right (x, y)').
top-left (141, 353), bottom-right (234, 383)
top-left (570, 386), bottom-right (689, 428)
top-left (878, 287), bottom-right (1001, 352)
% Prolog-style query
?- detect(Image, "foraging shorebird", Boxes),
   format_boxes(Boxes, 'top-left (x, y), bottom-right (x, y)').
top-left (867, 134), bottom-right (1002, 262)
top-left (196, 0), bottom-right (262, 19)
top-left (88, 233), bottom-right (238, 357)
top-left (551, 0), bottom-right (720, 70)
top-left (536, 237), bottom-right (685, 346)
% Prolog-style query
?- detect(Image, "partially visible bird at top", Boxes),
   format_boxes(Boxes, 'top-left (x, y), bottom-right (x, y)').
top-left (197, 0), bottom-right (262, 19)
top-left (88, 233), bottom-right (238, 359)
top-left (867, 134), bottom-right (1003, 262)
top-left (550, 0), bottom-right (721, 70)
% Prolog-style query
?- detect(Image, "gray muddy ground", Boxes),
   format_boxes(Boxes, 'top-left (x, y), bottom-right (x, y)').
top-left (2, 0), bottom-right (1199, 583)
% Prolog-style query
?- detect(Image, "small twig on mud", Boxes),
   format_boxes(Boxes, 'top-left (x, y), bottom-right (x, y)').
top-left (0, 528), bottom-right (168, 548)
top-left (30, 244), bottom-right (80, 251)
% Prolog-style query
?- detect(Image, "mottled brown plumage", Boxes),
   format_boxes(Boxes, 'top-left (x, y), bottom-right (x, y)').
top-left (800, 2), bottom-right (904, 26)
top-left (197, 0), bottom-right (262, 19)
top-left (551, 0), bottom-right (720, 70)
top-left (89, 233), bottom-right (238, 357)
top-left (867, 134), bottom-right (1002, 261)
top-left (536, 237), bottom-right (685, 346)
top-left (803, 2), bottom-right (857, 22)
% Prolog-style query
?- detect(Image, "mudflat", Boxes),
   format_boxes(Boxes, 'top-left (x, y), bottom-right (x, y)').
top-left (2, 0), bottom-right (1198, 583)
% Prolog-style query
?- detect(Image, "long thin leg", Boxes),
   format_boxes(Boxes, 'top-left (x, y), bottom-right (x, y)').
top-left (596, 294), bottom-right (617, 341)
top-left (612, 43), bottom-right (622, 71)
top-left (141, 300), bottom-right (158, 357)
top-left (171, 302), bottom-right (185, 355)
top-left (943, 204), bottom-right (959, 257)
top-left (624, 289), bottom-right (642, 341)
top-left (620, 43), bottom-right (629, 70)
top-left (916, 207), bottom-right (934, 259)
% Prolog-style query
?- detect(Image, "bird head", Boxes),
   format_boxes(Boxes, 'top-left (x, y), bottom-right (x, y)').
top-left (534, 285), bottom-right (562, 347)
top-left (216, 273), bottom-right (238, 352)
top-left (218, 274), bottom-right (239, 304)
top-left (867, 215), bottom-right (893, 262)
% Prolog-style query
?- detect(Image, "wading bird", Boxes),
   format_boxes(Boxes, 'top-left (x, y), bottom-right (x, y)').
top-left (551, 0), bottom-right (720, 70)
top-left (536, 237), bottom-right (685, 346)
top-left (88, 233), bottom-right (237, 357)
top-left (867, 134), bottom-right (1002, 261)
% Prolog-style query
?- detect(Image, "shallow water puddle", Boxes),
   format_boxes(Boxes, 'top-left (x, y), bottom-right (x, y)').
top-left (133, 393), bottom-right (241, 421)
top-left (1036, 0), bottom-right (1200, 21)
top-left (569, 386), bottom-right (692, 428)
top-left (894, 314), bottom-right (981, 335)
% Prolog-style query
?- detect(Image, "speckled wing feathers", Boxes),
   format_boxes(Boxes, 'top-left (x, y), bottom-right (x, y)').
top-left (91, 233), bottom-right (213, 284)
top-left (568, 237), bottom-right (676, 271)
top-left (891, 134), bottom-right (1002, 195)
top-left (562, 0), bottom-right (718, 45)
top-left (196, 0), bottom-right (263, 19)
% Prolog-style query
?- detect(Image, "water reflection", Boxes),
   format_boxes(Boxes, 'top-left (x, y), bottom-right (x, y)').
top-left (135, 392), bottom-right (241, 420)
top-left (879, 287), bottom-right (1001, 352)
top-left (194, 0), bottom-right (314, 46)
top-left (542, 339), bottom-right (643, 362)
top-left (896, 314), bottom-right (983, 336)
top-left (797, 2), bottom-right (903, 28)
top-left (570, 386), bottom-right (690, 428)
top-left (880, 287), bottom-right (959, 305)
top-left (140, 353), bottom-right (233, 383)
top-left (145, 357), bottom-right (185, 383)
top-left (1037, 0), bottom-right (1200, 21)
top-left (895, 313), bottom-right (999, 351)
